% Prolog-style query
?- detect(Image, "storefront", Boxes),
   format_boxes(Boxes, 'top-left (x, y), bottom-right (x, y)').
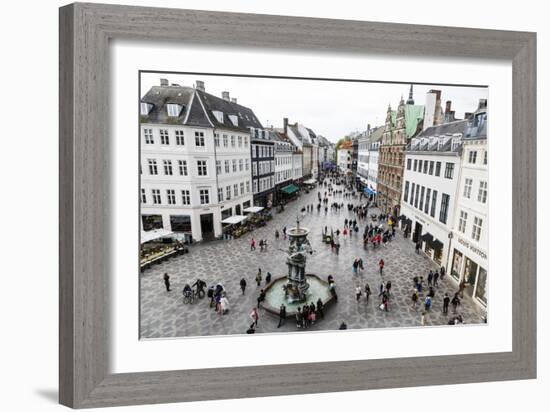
top-left (448, 236), bottom-right (488, 306)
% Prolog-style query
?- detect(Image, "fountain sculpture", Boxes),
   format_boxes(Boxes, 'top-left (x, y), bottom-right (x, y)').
top-left (262, 216), bottom-right (334, 317)
top-left (284, 217), bottom-right (313, 303)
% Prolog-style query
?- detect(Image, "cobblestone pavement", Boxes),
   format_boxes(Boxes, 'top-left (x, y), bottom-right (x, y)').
top-left (140, 184), bottom-right (486, 339)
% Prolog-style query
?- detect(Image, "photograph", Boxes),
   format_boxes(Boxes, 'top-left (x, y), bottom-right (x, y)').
top-left (138, 72), bottom-right (488, 339)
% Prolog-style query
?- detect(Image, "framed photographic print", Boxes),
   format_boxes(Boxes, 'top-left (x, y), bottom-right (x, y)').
top-left (59, 3), bottom-right (536, 408)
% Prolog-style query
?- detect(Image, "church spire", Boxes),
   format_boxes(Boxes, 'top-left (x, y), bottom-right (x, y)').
top-left (406, 84), bottom-right (415, 105)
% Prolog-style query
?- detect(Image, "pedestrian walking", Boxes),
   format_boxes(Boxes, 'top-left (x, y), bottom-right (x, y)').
top-left (415, 241), bottom-right (421, 254)
top-left (240, 277), bottom-right (247, 295)
top-left (440, 266), bottom-right (446, 279)
top-left (250, 238), bottom-right (256, 251)
top-left (355, 285), bottom-right (362, 301)
top-left (265, 272), bottom-right (272, 284)
top-left (420, 311), bottom-right (427, 326)
top-left (424, 295), bottom-right (432, 311)
top-left (277, 304), bottom-right (286, 328)
top-left (364, 283), bottom-right (371, 303)
top-left (352, 259), bottom-right (358, 274)
top-left (220, 294), bottom-right (230, 315)
top-left (411, 290), bottom-right (419, 310)
top-left (259, 239), bottom-right (264, 252)
top-left (316, 298), bottom-right (325, 319)
top-left (428, 271), bottom-right (434, 286)
top-left (163, 273), bottom-right (171, 292)
top-left (296, 307), bottom-right (304, 328)
top-left (358, 258), bottom-right (364, 272)
top-left (451, 293), bottom-right (461, 313)
top-left (385, 280), bottom-right (392, 296)
top-left (250, 307), bottom-right (259, 327)
top-left (378, 282), bottom-right (385, 297)
top-left (433, 271), bottom-right (440, 287)
top-left (379, 259), bottom-right (385, 275)
top-left (255, 268), bottom-right (262, 286)
top-left (275, 229), bottom-right (280, 240)
top-left (283, 226), bottom-right (287, 239)
top-left (257, 289), bottom-right (266, 308)
top-left (443, 293), bottom-right (450, 314)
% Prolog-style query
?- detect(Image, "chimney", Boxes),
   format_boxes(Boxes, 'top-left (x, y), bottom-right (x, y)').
top-left (195, 80), bottom-right (205, 92)
top-left (283, 117), bottom-right (288, 137)
top-left (445, 100), bottom-right (452, 114)
top-left (160, 78), bottom-right (169, 86)
top-left (222, 91), bottom-right (230, 101)
top-left (478, 98), bottom-right (487, 109)
top-left (464, 112), bottom-right (473, 120)
top-left (231, 98), bottom-right (237, 104)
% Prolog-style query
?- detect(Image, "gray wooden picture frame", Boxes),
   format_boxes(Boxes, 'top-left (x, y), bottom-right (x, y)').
top-left (59, 2), bottom-right (537, 408)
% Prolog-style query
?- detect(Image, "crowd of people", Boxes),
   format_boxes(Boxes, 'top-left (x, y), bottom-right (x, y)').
top-left (159, 171), bottom-right (473, 334)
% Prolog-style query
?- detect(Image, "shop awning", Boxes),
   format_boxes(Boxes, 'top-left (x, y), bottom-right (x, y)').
top-left (303, 178), bottom-right (317, 185)
top-left (243, 206), bottom-right (264, 213)
top-left (281, 184), bottom-right (299, 194)
top-left (421, 232), bottom-right (434, 243)
top-left (221, 215), bottom-right (247, 225)
top-left (431, 239), bottom-right (444, 250)
top-left (140, 228), bottom-right (173, 244)
top-left (364, 187), bottom-right (377, 195)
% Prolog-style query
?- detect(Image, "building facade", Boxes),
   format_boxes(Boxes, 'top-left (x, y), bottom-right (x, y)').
top-left (400, 119), bottom-right (468, 268)
top-left (251, 126), bottom-right (275, 208)
top-left (271, 130), bottom-right (294, 204)
top-left (366, 126), bottom-right (383, 200)
top-left (140, 80), bottom-right (259, 242)
top-left (377, 87), bottom-right (425, 217)
top-left (337, 140), bottom-right (353, 174)
top-left (447, 100), bottom-right (488, 307)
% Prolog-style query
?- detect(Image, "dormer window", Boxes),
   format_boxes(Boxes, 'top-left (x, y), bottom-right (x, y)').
top-left (228, 114), bottom-right (238, 127)
top-left (212, 110), bottom-right (224, 123)
top-left (166, 104), bottom-right (182, 117)
top-left (140, 102), bottom-right (152, 116)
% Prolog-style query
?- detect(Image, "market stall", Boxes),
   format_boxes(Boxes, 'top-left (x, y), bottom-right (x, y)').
top-left (140, 229), bottom-right (188, 271)
top-left (245, 206), bottom-right (272, 228)
top-left (221, 215), bottom-right (249, 239)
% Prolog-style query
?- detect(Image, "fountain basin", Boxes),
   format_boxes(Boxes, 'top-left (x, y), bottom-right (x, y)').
top-left (262, 274), bottom-right (335, 318)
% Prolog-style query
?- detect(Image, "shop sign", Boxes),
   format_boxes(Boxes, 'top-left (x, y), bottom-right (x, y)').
top-left (457, 237), bottom-right (487, 259)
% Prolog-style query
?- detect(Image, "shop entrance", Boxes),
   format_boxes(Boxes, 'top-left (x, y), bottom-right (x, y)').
top-left (412, 222), bottom-right (423, 243)
top-left (200, 213), bottom-right (215, 241)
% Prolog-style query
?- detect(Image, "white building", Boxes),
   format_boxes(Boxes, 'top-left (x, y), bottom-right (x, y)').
top-left (357, 132), bottom-right (370, 188)
top-left (140, 79), bottom-right (261, 242)
top-left (292, 149), bottom-right (303, 182)
top-left (400, 119), bottom-right (468, 268)
top-left (366, 127), bottom-right (383, 198)
top-left (337, 140), bottom-right (353, 174)
top-left (284, 118), bottom-right (318, 179)
top-left (271, 130), bottom-right (294, 203)
top-left (447, 101), bottom-right (488, 307)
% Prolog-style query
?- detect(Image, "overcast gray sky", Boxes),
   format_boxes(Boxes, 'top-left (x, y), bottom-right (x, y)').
top-left (141, 72), bottom-right (487, 143)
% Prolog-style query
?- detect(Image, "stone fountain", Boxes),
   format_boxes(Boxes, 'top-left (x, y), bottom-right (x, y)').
top-left (263, 217), bottom-right (334, 318)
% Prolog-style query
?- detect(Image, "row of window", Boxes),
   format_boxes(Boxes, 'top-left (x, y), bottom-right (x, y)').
top-left (141, 181), bottom-right (251, 207)
top-left (458, 211), bottom-right (484, 241)
top-left (252, 144), bottom-right (274, 159)
top-left (403, 181), bottom-right (450, 224)
top-left (275, 170), bottom-right (293, 183)
top-left (214, 133), bottom-right (249, 149)
top-left (463, 178), bottom-right (488, 203)
top-left (275, 155), bottom-right (292, 166)
top-left (252, 160), bottom-right (275, 176)
top-left (143, 158), bottom-right (250, 177)
top-left (406, 158), bottom-right (456, 179)
top-left (467, 149), bottom-right (488, 166)
top-left (254, 176), bottom-right (274, 194)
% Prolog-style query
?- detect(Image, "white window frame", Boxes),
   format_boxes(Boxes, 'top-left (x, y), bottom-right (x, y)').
top-left (181, 189), bottom-right (190, 205)
top-left (197, 160), bottom-right (208, 176)
top-left (178, 160), bottom-right (188, 176)
top-left (199, 189), bottom-right (210, 205)
top-left (195, 131), bottom-right (205, 147)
